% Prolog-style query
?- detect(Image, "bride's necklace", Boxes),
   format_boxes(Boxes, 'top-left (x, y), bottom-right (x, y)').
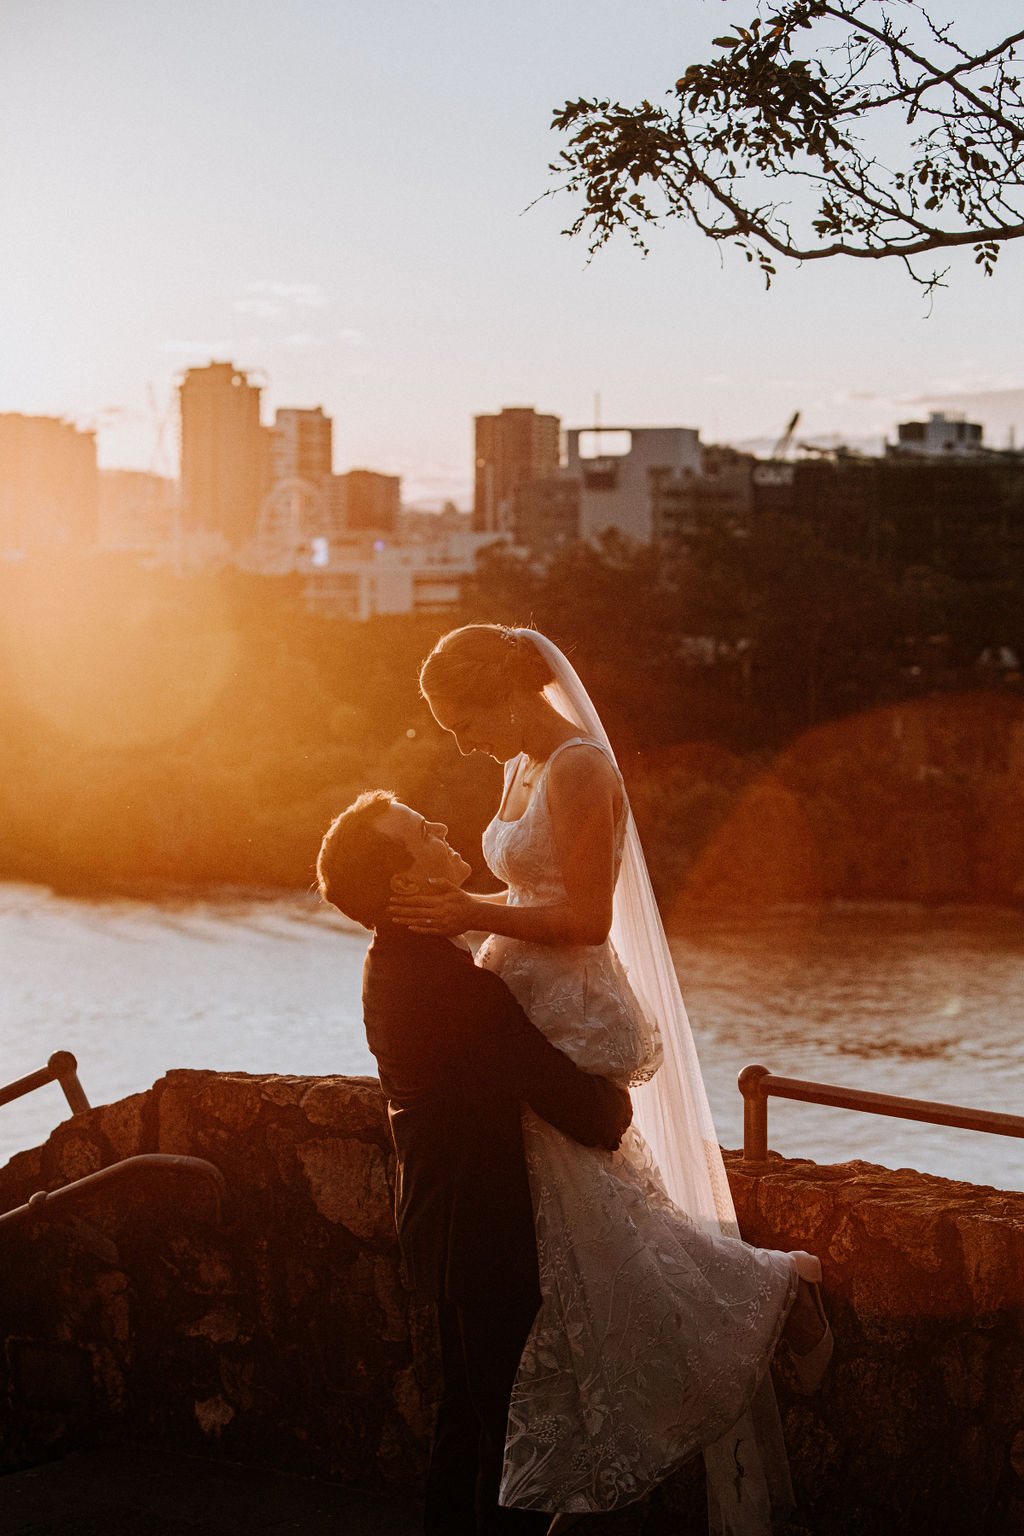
top-left (519, 724), bottom-right (580, 789)
top-left (520, 737), bottom-right (570, 789)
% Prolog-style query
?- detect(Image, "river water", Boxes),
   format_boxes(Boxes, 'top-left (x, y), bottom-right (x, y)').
top-left (2, 884), bottom-right (1022, 1189)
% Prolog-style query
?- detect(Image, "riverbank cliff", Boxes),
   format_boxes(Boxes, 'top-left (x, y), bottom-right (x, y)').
top-left (2, 691), bottom-right (1022, 910)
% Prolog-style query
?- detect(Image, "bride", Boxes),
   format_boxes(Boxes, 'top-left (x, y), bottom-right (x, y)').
top-left (390, 624), bottom-right (830, 1536)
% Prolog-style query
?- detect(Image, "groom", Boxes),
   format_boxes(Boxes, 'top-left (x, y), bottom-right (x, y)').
top-left (317, 791), bottom-right (631, 1536)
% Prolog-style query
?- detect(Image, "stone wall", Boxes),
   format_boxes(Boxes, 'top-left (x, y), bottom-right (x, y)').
top-left (2, 1074), bottom-right (1024, 1534)
top-left (722, 1149), bottom-right (1024, 1535)
top-left (0, 1071), bottom-right (436, 1488)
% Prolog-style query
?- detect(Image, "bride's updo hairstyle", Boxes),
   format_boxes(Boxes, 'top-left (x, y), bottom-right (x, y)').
top-left (420, 624), bottom-right (555, 709)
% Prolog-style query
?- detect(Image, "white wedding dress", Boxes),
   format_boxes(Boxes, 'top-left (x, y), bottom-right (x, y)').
top-left (477, 738), bottom-right (799, 1518)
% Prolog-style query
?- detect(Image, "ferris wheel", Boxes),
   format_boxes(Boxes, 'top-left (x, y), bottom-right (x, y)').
top-left (248, 477), bottom-right (330, 574)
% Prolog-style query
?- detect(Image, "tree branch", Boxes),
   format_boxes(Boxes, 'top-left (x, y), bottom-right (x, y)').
top-left (549, 0), bottom-right (1024, 284)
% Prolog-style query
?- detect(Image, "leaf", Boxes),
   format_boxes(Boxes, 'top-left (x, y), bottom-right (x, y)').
top-left (549, 0), bottom-right (1024, 287)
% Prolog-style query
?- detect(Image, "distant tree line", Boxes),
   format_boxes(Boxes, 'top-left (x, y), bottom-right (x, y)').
top-left (0, 535), bottom-right (1021, 906)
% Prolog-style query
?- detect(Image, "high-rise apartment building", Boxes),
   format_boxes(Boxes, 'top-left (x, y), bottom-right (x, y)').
top-left (179, 362), bottom-right (270, 547)
top-left (0, 413), bottom-right (98, 553)
top-left (473, 407), bottom-right (561, 533)
top-left (270, 407), bottom-right (333, 486)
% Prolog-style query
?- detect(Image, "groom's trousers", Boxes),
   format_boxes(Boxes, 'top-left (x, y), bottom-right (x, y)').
top-left (425, 1293), bottom-right (551, 1536)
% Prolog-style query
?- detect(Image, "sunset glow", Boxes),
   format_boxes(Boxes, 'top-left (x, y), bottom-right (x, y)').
top-left (2, 0), bottom-right (1023, 507)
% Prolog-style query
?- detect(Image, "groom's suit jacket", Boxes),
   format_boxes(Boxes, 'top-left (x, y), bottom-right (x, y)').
top-left (362, 925), bottom-right (631, 1304)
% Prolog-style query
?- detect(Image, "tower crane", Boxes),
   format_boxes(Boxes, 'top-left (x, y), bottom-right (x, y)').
top-left (772, 410), bottom-right (801, 460)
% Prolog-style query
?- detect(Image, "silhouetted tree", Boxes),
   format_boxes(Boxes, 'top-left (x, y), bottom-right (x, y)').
top-left (551, 2), bottom-right (1024, 290)
top-left (693, 517), bottom-right (900, 735)
top-left (2, 547), bottom-right (1020, 894)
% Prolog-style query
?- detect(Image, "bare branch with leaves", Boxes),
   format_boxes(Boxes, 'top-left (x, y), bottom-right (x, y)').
top-left (550, 1), bottom-right (1024, 289)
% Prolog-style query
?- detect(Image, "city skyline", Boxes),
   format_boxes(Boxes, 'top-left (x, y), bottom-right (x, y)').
top-left (3, 0), bottom-right (1023, 509)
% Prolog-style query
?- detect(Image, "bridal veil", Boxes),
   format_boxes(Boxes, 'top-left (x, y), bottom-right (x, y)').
top-left (524, 628), bottom-right (794, 1536)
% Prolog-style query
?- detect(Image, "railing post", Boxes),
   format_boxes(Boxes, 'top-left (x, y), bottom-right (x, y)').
top-left (736, 1064), bottom-right (1024, 1166)
top-left (47, 1051), bottom-right (91, 1116)
top-left (738, 1063), bottom-right (771, 1163)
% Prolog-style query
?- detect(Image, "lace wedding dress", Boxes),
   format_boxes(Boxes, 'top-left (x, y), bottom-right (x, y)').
top-left (477, 738), bottom-right (798, 1519)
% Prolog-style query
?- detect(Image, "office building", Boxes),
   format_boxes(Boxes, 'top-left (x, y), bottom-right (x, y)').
top-left (751, 437), bottom-right (1024, 581)
top-left (509, 477), bottom-right (580, 556)
top-left (270, 407), bottom-right (333, 486)
top-left (337, 468), bottom-right (401, 534)
top-left (474, 407), bottom-right (560, 533)
top-left (890, 411), bottom-right (985, 458)
top-left (0, 413), bottom-right (97, 553)
top-left (303, 528), bottom-right (493, 621)
top-left (179, 362), bottom-right (270, 548)
top-left (651, 445), bottom-right (756, 553)
top-left (566, 426), bottom-right (702, 544)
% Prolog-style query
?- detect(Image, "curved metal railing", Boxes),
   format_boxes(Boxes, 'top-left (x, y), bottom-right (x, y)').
top-left (1, 1053), bottom-right (229, 1228)
top-left (0, 1153), bottom-right (230, 1230)
top-left (0, 1051), bottom-right (91, 1116)
top-left (738, 1062), bottom-right (1024, 1165)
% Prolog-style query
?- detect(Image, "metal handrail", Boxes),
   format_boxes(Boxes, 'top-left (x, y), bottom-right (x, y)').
top-left (0, 1051), bottom-right (91, 1116)
top-left (738, 1062), bottom-right (1024, 1164)
top-left (0, 1153), bottom-right (230, 1230)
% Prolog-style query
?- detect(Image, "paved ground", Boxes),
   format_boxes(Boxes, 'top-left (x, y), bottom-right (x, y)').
top-left (2, 1445), bottom-right (423, 1535)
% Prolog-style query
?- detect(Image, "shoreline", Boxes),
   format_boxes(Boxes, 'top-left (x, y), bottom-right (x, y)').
top-left (2, 876), bottom-right (1021, 928)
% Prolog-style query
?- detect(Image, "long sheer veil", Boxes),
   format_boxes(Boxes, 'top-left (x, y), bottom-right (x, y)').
top-left (527, 629), bottom-right (793, 1536)
top-left (530, 629), bottom-right (734, 1230)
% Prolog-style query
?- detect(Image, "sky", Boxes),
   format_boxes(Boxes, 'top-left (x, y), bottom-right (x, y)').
top-left (2, 0), bottom-right (1023, 508)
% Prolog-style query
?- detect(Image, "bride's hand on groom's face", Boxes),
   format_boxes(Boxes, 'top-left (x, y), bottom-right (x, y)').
top-left (388, 879), bottom-right (477, 936)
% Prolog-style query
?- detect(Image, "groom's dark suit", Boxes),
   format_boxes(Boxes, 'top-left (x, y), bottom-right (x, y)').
top-left (362, 924), bottom-right (631, 1536)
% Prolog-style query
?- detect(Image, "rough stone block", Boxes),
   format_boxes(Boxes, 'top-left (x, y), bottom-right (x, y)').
top-left (97, 1092), bottom-right (148, 1161)
top-left (296, 1136), bottom-right (392, 1242)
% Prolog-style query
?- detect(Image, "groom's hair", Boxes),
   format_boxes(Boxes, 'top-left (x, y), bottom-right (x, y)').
top-left (317, 790), bottom-right (414, 930)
